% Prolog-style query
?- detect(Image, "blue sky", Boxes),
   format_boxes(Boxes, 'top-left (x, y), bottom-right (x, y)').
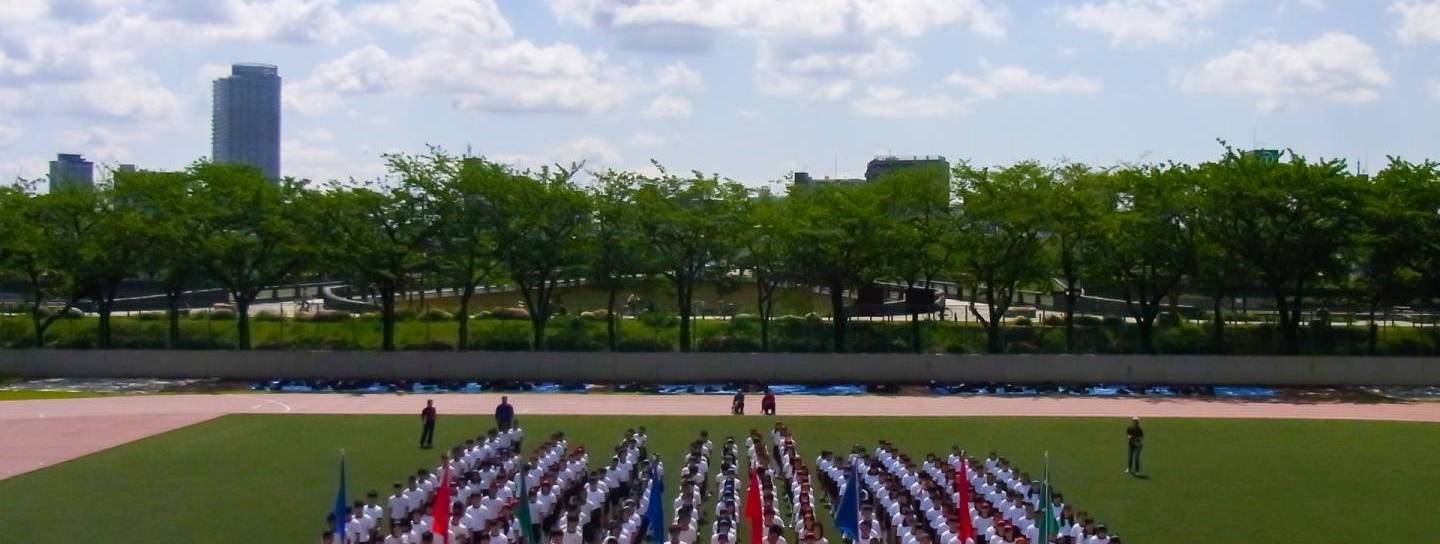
top-left (1, 0), bottom-right (1437, 189)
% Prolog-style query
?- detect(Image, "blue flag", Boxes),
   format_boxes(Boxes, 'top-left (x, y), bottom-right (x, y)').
top-left (833, 464), bottom-right (860, 540)
top-left (642, 463), bottom-right (665, 544)
top-left (332, 452), bottom-right (348, 535)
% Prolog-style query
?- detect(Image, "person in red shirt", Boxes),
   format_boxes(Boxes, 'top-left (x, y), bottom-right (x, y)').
top-left (761, 388), bottom-right (776, 416)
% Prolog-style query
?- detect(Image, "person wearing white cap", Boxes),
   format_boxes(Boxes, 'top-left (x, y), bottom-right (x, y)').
top-left (1125, 417), bottom-right (1144, 474)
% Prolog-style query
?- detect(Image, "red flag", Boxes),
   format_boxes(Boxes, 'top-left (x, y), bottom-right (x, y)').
top-left (745, 467), bottom-right (764, 544)
top-left (433, 463), bottom-right (453, 544)
top-left (954, 461), bottom-right (975, 543)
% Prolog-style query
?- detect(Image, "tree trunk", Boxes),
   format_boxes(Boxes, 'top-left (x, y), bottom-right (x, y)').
top-left (606, 284), bottom-right (619, 352)
top-left (986, 318), bottom-right (1003, 354)
top-left (677, 280), bottom-right (693, 353)
top-left (235, 297), bottom-right (252, 350)
top-left (1368, 299), bottom-right (1380, 356)
top-left (1063, 280), bottom-right (1076, 354)
top-left (527, 281), bottom-right (550, 351)
top-left (31, 312), bottom-right (45, 348)
top-left (457, 284), bottom-right (475, 351)
top-left (756, 277), bottom-right (770, 352)
top-left (984, 284), bottom-right (1003, 354)
top-left (380, 285), bottom-right (396, 352)
top-left (829, 279), bottom-right (846, 353)
top-left (166, 292), bottom-right (181, 350)
top-left (1211, 292), bottom-right (1225, 354)
top-left (1136, 315), bottom-right (1155, 355)
top-left (97, 299), bottom-right (112, 350)
top-left (910, 311), bottom-right (922, 353)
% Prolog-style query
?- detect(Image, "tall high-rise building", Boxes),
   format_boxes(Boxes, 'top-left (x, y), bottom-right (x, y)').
top-left (48, 153), bottom-right (94, 191)
top-left (212, 63), bottom-right (281, 180)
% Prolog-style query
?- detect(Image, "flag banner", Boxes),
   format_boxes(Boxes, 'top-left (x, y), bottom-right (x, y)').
top-left (954, 461), bottom-right (975, 543)
top-left (745, 467), bottom-right (763, 544)
top-left (433, 463), bottom-right (452, 544)
top-left (1037, 453), bottom-right (1059, 544)
top-left (331, 451), bottom-right (348, 535)
top-left (517, 464), bottom-right (539, 544)
top-left (643, 463), bottom-right (666, 544)
top-left (833, 464), bottom-right (860, 541)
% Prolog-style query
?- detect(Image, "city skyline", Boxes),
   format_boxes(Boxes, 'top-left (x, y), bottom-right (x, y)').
top-left (0, 0), bottom-right (1437, 189)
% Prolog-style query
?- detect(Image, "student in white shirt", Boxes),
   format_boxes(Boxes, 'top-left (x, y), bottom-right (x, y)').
top-left (389, 483), bottom-right (411, 528)
top-left (383, 523), bottom-right (410, 544)
top-left (345, 508), bottom-right (372, 544)
top-left (763, 526), bottom-right (787, 544)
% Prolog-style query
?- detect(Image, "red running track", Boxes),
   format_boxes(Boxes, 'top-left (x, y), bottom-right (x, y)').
top-left (1, 393), bottom-right (1436, 480)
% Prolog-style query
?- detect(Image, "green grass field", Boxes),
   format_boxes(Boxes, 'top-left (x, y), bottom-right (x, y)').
top-left (0, 415), bottom-right (1436, 543)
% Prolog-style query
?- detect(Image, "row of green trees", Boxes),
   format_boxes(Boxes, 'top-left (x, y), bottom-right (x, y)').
top-left (2, 146), bottom-right (1437, 355)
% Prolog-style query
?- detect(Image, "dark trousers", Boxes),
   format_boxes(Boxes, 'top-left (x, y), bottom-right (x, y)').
top-left (420, 422), bottom-right (435, 448)
top-left (1127, 443), bottom-right (1142, 472)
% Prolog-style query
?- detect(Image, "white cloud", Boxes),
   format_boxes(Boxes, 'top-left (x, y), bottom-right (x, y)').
top-left (549, 136), bottom-right (622, 166)
top-left (946, 65), bottom-right (1102, 100)
top-left (0, 153), bottom-right (48, 185)
top-left (629, 133), bottom-right (665, 147)
top-left (851, 0), bottom-right (1008, 38)
top-left (71, 71), bottom-right (182, 121)
top-left (1392, 1), bottom-right (1440, 44)
top-left (757, 39), bottom-right (911, 101)
top-left (1057, 0), bottom-right (1232, 47)
top-left (642, 95), bottom-right (694, 119)
top-left (548, 1), bottom-right (1003, 101)
top-left (851, 86), bottom-right (967, 119)
top-left (1177, 33), bottom-right (1391, 111)
top-left (547, 0), bottom-right (1006, 39)
top-left (656, 62), bottom-right (705, 92)
top-left (0, 123), bottom-right (21, 147)
top-left (355, 0), bottom-right (512, 41)
top-left (285, 45), bottom-right (398, 115)
top-left (287, 40), bottom-right (631, 115)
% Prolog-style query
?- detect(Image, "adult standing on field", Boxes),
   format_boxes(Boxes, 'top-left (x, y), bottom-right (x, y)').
top-left (419, 399), bottom-right (437, 449)
top-left (761, 388), bottom-right (776, 416)
top-left (1125, 416), bottom-right (1143, 474)
top-left (495, 395), bottom-right (515, 431)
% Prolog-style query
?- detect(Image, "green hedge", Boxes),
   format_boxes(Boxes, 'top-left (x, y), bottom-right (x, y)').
top-left (2, 315), bottom-right (1438, 355)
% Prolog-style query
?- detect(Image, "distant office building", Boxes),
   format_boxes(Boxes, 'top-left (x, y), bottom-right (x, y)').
top-left (48, 153), bottom-right (94, 191)
top-left (792, 155), bottom-right (949, 188)
top-left (864, 155), bottom-right (949, 182)
top-left (1243, 148), bottom-right (1282, 165)
top-left (116, 164), bottom-right (137, 174)
top-left (212, 63), bottom-right (281, 180)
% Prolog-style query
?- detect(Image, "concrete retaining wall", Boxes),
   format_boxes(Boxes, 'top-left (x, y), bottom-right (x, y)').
top-left (0, 350), bottom-right (1437, 386)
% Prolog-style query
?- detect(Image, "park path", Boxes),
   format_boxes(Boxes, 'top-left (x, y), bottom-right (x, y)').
top-left (1, 392), bottom-right (1437, 480)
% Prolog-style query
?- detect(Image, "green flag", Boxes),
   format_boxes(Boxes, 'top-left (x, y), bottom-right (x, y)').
top-left (517, 465), bottom-right (539, 544)
top-left (1036, 452), bottom-right (1060, 543)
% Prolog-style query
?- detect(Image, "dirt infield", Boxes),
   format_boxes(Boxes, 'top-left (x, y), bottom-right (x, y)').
top-left (1, 392), bottom-right (1437, 480)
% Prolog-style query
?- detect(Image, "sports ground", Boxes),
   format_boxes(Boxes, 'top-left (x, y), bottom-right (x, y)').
top-left (0, 393), bottom-right (1438, 543)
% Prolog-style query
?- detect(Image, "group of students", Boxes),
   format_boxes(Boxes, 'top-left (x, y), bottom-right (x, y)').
top-left (813, 443), bottom-right (1120, 544)
top-left (739, 423), bottom-right (831, 544)
top-left (325, 417), bottom-right (1123, 544)
top-left (325, 425), bottom-right (664, 544)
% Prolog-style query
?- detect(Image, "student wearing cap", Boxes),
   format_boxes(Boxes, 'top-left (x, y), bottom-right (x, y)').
top-left (1125, 418), bottom-right (1143, 474)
